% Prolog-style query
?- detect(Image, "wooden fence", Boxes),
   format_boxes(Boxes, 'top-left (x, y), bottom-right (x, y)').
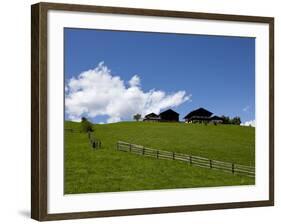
top-left (88, 132), bottom-right (101, 149)
top-left (65, 129), bottom-right (101, 149)
top-left (117, 141), bottom-right (255, 178)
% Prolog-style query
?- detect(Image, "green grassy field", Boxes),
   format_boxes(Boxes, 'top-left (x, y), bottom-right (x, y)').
top-left (65, 121), bottom-right (255, 194)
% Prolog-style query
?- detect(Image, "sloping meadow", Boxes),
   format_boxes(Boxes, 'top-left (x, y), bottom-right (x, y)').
top-left (64, 121), bottom-right (255, 194)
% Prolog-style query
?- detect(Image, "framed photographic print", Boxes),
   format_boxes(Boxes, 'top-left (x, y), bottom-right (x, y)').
top-left (31, 2), bottom-right (274, 221)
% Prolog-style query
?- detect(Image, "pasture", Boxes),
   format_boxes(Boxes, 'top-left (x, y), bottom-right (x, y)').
top-left (64, 121), bottom-right (255, 194)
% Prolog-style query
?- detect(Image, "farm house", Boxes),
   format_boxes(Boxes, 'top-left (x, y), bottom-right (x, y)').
top-left (143, 113), bottom-right (161, 122)
top-left (210, 115), bottom-right (224, 124)
top-left (159, 109), bottom-right (179, 122)
top-left (184, 108), bottom-right (213, 123)
top-left (143, 109), bottom-right (179, 122)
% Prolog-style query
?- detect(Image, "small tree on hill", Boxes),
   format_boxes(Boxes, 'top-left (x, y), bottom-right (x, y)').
top-left (81, 117), bottom-right (94, 132)
top-left (133, 114), bottom-right (142, 121)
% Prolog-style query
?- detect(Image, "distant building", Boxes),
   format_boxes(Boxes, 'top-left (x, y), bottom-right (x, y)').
top-left (143, 113), bottom-right (160, 122)
top-left (159, 109), bottom-right (179, 122)
top-left (183, 108), bottom-right (213, 123)
top-left (143, 109), bottom-right (179, 122)
top-left (210, 115), bottom-right (224, 124)
top-left (143, 108), bottom-right (223, 124)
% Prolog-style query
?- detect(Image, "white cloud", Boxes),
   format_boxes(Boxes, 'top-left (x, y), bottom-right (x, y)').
top-left (241, 120), bottom-right (255, 127)
top-left (65, 62), bottom-right (191, 123)
top-left (243, 105), bottom-right (250, 112)
top-left (128, 75), bottom-right (140, 87)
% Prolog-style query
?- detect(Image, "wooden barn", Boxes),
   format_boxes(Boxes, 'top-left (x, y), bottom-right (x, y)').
top-left (184, 108), bottom-right (213, 123)
top-left (159, 109), bottom-right (179, 122)
top-left (143, 113), bottom-right (160, 122)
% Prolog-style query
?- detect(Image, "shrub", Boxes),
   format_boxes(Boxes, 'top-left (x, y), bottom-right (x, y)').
top-left (231, 117), bottom-right (241, 125)
top-left (81, 117), bottom-right (94, 132)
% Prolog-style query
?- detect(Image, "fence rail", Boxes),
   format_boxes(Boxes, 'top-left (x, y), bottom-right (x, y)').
top-left (117, 141), bottom-right (255, 178)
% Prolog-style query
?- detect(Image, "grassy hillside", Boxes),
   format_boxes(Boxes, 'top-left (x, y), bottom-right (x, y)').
top-left (65, 121), bottom-right (255, 194)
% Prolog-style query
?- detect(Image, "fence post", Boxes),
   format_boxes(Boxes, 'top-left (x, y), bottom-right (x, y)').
top-left (93, 141), bottom-right (96, 149)
top-left (190, 155), bottom-right (192, 165)
top-left (156, 150), bottom-right (159, 159)
top-left (172, 152), bottom-right (175, 160)
top-left (129, 144), bottom-right (132, 152)
top-left (142, 146), bottom-right (145, 155)
top-left (232, 163), bottom-right (235, 174)
top-left (210, 160), bottom-right (212, 168)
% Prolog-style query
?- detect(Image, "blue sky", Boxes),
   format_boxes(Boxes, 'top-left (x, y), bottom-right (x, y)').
top-left (64, 28), bottom-right (255, 124)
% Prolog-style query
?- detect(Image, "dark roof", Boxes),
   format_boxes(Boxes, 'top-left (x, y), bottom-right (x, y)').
top-left (184, 108), bottom-right (213, 119)
top-left (159, 109), bottom-right (179, 116)
top-left (144, 113), bottom-right (159, 118)
top-left (210, 115), bottom-right (223, 120)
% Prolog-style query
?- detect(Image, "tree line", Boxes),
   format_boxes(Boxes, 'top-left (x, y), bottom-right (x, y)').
top-left (221, 116), bottom-right (241, 125)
